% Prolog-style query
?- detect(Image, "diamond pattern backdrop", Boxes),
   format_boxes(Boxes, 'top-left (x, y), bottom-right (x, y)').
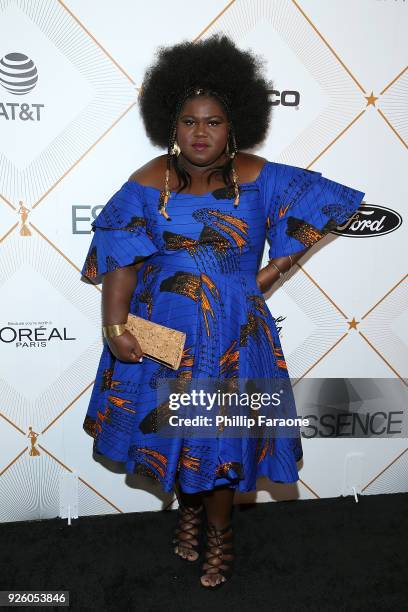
top-left (0, 0), bottom-right (406, 522)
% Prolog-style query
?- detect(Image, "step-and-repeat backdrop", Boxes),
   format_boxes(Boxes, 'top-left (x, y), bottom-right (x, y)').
top-left (1, 0), bottom-right (406, 522)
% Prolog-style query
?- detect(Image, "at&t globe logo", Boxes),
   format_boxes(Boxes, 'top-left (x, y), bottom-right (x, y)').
top-left (0, 51), bottom-right (44, 121)
top-left (0, 52), bottom-right (38, 95)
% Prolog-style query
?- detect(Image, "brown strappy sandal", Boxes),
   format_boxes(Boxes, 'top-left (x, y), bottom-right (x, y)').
top-left (172, 503), bottom-right (204, 562)
top-left (200, 522), bottom-right (234, 588)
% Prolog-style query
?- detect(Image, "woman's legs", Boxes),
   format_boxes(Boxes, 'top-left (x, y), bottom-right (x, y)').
top-left (173, 478), bottom-right (204, 561)
top-left (200, 485), bottom-right (235, 587)
top-left (173, 479), bottom-right (236, 586)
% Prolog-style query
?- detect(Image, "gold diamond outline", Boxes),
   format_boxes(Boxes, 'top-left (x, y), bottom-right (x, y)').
top-left (0, 0), bottom-right (139, 212)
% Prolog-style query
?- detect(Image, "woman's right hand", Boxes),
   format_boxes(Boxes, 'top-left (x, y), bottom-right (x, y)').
top-left (106, 331), bottom-right (143, 363)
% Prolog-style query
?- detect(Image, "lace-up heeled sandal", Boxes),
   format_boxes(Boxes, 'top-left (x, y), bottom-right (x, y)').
top-left (172, 503), bottom-right (204, 562)
top-left (200, 522), bottom-right (234, 589)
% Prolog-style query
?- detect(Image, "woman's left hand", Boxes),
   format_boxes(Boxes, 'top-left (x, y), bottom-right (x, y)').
top-left (255, 268), bottom-right (273, 293)
top-left (255, 261), bottom-right (287, 293)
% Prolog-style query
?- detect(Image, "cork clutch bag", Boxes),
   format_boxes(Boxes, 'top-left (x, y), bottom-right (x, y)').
top-left (125, 313), bottom-right (186, 370)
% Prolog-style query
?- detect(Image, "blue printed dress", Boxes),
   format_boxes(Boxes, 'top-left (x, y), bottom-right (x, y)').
top-left (81, 161), bottom-right (365, 493)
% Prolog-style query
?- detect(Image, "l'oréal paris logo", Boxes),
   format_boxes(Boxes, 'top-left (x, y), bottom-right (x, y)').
top-left (0, 321), bottom-right (76, 348)
top-left (332, 205), bottom-right (402, 237)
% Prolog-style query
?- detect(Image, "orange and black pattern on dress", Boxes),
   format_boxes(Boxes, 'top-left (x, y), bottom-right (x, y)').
top-left (177, 445), bottom-right (201, 473)
top-left (240, 311), bottom-right (287, 372)
top-left (83, 415), bottom-right (97, 438)
top-left (159, 271), bottom-right (222, 338)
top-left (138, 398), bottom-right (175, 434)
top-left (89, 394), bottom-right (137, 440)
top-left (219, 340), bottom-right (240, 377)
top-left (176, 443), bottom-right (237, 490)
top-left (106, 395), bottom-right (136, 435)
top-left (129, 447), bottom-right (168, 479)
top-left (158, 269), bottom-right (224, 375)
top-left (271, 180), bottom-right (360, 248)
top-left (123, 215), bottom-right (157, 249)
top-left (124, 215), bottom-right (146, 231)
top-left (83, 246), bottom-right (98, 278)
top-left (285, 216), bottom-right (338, 247)
top-left (100, 367), bottom-right (122, 392)
top-left (83, 403), bottom-right (111, 439)
top-left (192, 209), bottom-right (249, 251)
top-left (131, 263), bottom-right (161, 319)
top-left (163, 208), bottom-right (250, 273)
top-left (83, 355), bottom-right (114, 440)
top-left (256, 437), bottom-right (275, 463)
top-left (246, 293), bottom-right (287, 370)
top-left (176, 443), bottom-right (248, 491)
top-left (138, 350), bottom-right (195, 434)
top-left (149, 345), bottom-right (195, 389)
top-left (215, 461), bottom-right (244, 479)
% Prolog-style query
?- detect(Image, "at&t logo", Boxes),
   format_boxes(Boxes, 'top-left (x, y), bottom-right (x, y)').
top-left (0, 52), bottom-right (44, 121)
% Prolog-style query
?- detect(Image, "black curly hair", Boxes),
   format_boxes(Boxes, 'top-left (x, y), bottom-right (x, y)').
top-left (139, 34), bottom-right (272, 193)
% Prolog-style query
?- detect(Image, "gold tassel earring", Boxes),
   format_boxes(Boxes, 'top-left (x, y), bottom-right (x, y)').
top-left (158, 164), bottom-right (171, 221)
top-left (159, 124), bottom-right (178, 221)
top-left (231, 164), bottom-right (240, 208)
top-left (228, 130), bottom-right (240, 208)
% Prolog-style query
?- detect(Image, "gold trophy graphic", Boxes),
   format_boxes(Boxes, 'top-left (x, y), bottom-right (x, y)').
top-left (18, 201), bottom-right (32, 236)
top-left (27, 426), bottom-right (40, 456)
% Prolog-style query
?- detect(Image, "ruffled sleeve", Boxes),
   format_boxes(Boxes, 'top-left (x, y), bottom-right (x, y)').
top-left (261, 162), bottom-right (366, 259)
top-left (81, 181), bottom-right (159, 283)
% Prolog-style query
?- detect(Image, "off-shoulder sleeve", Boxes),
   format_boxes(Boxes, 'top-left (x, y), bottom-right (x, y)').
top-left (261, 162), bottom-right (366, 259)
top-left (81, 181), bottom-right (159, 282)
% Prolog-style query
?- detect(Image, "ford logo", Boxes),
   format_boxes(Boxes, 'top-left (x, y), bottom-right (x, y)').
top-left (332, 205), bottom-right (402, 237)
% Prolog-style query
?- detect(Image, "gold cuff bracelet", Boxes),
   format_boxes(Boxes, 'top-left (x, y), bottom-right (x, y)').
top-left (102, 324), bottom-right (126, 339)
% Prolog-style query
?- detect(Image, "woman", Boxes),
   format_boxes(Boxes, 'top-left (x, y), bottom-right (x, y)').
top-left (81, 34), bottom-right (365, 589)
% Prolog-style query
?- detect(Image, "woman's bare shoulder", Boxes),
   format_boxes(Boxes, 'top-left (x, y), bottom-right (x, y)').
top-left (128, 155), bottom-right (167, 188)
top-left (235, 152), bottom-right (268, 182)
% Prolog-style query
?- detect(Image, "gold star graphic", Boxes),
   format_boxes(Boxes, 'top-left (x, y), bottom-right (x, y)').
top-left (365, 91), bottom-right (378, 107)
top-left (347, 317), bottom-right (360, 330)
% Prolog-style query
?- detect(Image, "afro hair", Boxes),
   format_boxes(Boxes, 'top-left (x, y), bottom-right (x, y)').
top-left (139, 34), bottom-right (272, 151)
